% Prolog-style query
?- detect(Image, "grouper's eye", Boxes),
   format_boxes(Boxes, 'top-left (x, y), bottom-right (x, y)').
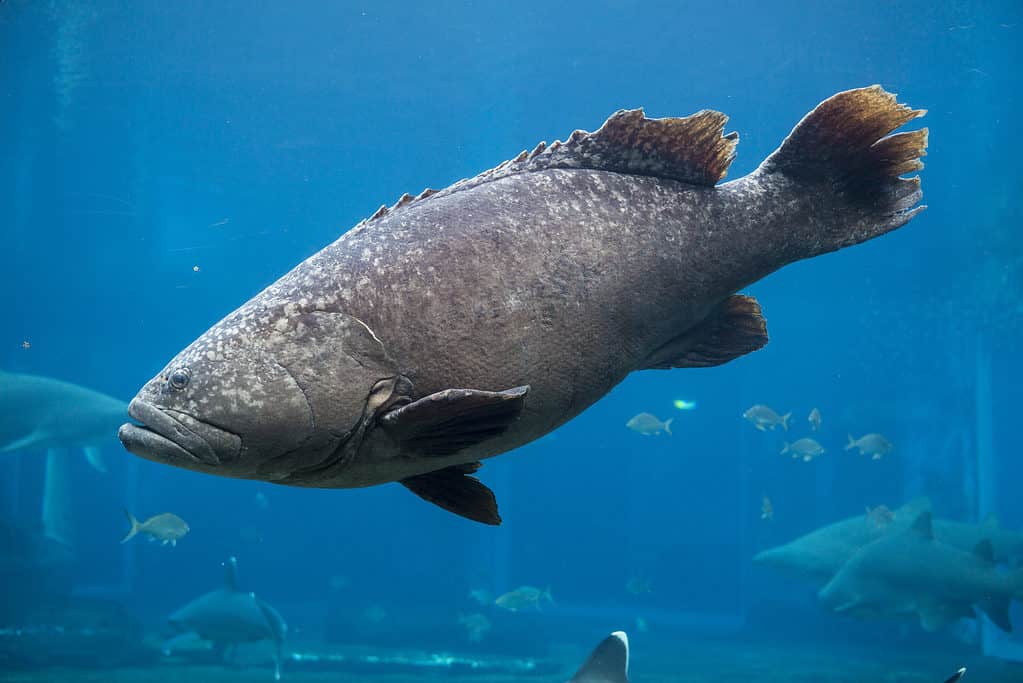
top-left (168, 367), bottom-right (191, 391)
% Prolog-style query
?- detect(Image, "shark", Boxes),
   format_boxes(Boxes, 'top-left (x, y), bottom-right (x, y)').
top-left (565, 630), bottom-right (962, 683)
top-left (568, 631), bottom-right (629, 683)
top-left (753, 498), bottom-right (931, 583)
top-left (819, 511), bottom-right (1023, 633)
top-left (0, 369), bottom-right (128, 472)
top-left (755, 498), bottom-right (1023, 585)
top-left (164, 556), bottom-right (287, 680)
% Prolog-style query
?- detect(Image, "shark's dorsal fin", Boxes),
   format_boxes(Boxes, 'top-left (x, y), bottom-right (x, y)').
top-left (570, 631), bottom-right (630, 683)
top-left (360, 108), bottom-right (738, 226)
top-left (223, 556), bottom-right (239, 591)
top-left (943, 667), bottom-right (966, 683)
top-left (973, 539), bottom-right (996, 564)
top-left (911, 511), bottom-right (934, 540)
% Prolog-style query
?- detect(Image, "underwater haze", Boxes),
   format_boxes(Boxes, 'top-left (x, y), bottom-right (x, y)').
top-left (2, 1), bottom-right (1022, 681)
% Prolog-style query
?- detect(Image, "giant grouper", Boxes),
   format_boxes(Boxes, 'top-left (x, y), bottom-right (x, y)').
top-left (120, 86), bottom-right (927, 524)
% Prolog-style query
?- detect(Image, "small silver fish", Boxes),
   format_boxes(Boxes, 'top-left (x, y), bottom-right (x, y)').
top-left (494, 585), bottom-right (554, 612)
top-left (362, 604), bottom-right (387, 623)
top-left (626, 412), bottom-right (673, 436)
top-left (625, 575), bottom-right (653, 595)
top-left (121, 509), bottom-right (189, 546)
top-left (458, 612), bottom-right (492, 642)
top-left (781, 438), bottom-right (826, 462)
top-left (865, 505), bottom-right (895, 528)
top-left (808, 407), bottom-right (822, 431)
top-left (743, 404), bottom-right (791, 432)
top-left (846, 433), bottom-right (894, 460)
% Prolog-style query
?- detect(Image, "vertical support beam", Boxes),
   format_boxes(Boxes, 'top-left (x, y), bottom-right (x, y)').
top-left (973, 337), bottom-right (1023, 659)
top-left (42, 448), bottom-right (73, 547)
top-left (974, 338), bottom-right (995, 655)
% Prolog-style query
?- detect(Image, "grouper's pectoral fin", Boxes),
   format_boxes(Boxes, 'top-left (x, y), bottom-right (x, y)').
top-left (639, 295), bottom-right (768, 370)
top-left (379, 385), bottom-right (529, 456)
top-left (401, 462), bottom-right (501, 525)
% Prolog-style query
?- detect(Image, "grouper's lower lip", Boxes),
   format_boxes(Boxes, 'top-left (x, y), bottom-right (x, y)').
top-left (119, 399), bottom-right (223, 466)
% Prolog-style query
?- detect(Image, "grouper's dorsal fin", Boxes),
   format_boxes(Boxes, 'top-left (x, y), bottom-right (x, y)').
top-left (362, 108), bottom-right (738, 226)
top-left (526, 108), bottom-right (738, 186)
top-left (223, 556), bottom-right (239, 591)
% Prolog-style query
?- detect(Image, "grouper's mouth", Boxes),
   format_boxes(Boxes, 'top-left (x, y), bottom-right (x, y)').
top-left (118, 399), bottom-right (241, 468)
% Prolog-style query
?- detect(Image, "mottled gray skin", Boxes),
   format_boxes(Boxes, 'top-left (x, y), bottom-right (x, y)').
top-left (130, 173), bottom-right (787, 485)
top-left (119, 87), bottom-right (926, 510)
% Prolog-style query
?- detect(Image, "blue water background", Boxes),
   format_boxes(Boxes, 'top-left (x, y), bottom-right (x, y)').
top-left (1, 0), bottom-right (1021, 667)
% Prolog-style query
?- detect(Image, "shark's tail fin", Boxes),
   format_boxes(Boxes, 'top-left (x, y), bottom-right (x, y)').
top-left (570, 631), bottom-right (629, 683)
top-left (978, 596), bottom-right (1013, 633)
top-left (1010, 566), bottom-right (1023, 602)
top-left (758, 86), bottom-right (927, 260)
top-left (541, 585), bottom-right (556, 609)
top-left (120, 509), bottom-right (141, 544)
top-left (975, 545), bottom-right (1023, 632)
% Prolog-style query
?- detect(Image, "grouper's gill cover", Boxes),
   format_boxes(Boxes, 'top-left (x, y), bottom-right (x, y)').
top-left (120, 86), bottom-right (927, 525)
top-left (123, 302), bottom-right (400, 479)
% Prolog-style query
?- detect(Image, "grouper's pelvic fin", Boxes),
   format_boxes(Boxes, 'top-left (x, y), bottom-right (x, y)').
top-left (401, 462), bottom-right (501, 526)
top-left (758, 85), bottom-right (928, 256)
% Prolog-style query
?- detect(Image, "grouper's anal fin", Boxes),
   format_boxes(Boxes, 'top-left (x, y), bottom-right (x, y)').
top-left (401, 462), bottom-right (501, 525)
top-left (639, 295), bottom-right (768, 370)
top-left (379, 385), bottom-right (529, 456)
top-left (570, 631), bottom-right (630, 683)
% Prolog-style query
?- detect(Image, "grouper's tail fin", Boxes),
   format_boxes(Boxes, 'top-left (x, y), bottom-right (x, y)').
top-left (758, 85), bottom-right (927, 256)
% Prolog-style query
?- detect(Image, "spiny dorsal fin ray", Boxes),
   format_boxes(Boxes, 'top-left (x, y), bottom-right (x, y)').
top-left (364, 108), bottom-right (739, 224)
